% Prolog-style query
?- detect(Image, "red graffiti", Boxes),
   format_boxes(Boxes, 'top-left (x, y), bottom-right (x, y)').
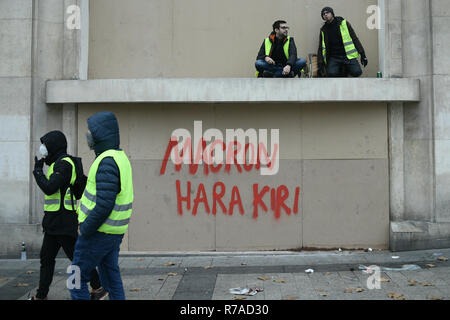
top-left (164, 140), bottom-right (301, 220)
top-left (176, 180), bottom-right (300, 220)
top-left (160, 139), bottom-right (275, 175)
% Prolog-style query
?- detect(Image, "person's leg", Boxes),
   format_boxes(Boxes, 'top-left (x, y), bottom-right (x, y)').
top-left (59, 235), bottom-right (102, 291)
top-left (345, 58), bottom-right (363, 77)
top-left (97, 234), bottom-right (125, 300)
top-left (291, 58), bottom-right (307, 77)
top-left (255, 60), bottom-right (283, 77)
top-left (326, 56), bottom-right (345, 77)
top-left (36, 233), bottom-right (61, 299)
top-left (69, 234), bottom-right (105, 300)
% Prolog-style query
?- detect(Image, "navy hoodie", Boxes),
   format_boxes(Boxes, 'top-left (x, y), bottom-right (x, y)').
top-left (80, 111), bottom-right (121, 238)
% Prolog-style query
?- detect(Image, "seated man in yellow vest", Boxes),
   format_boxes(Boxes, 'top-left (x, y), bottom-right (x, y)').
top-left (317, 7), bottom-right (368, 77)
top-left (70, 111), bottom-right (133, 300)
top-left (255, 20), bottom-right (306, 78)
top-left (31, 130), bottom-right (106, 300)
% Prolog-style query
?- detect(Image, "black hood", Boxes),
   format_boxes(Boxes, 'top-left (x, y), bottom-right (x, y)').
top-left (40, 130), bottom-right (67, 166)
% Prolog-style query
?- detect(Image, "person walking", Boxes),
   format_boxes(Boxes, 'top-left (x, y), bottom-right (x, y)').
top-left (31, 130), bottom-right (107, 300)
top-left (70, 111), bottom-right (134, 300)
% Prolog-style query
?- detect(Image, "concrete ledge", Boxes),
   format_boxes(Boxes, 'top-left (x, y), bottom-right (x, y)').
top-left (46, 78), bottom-right (420, 104)
top-left (390, 221), bottom-right (450, 251)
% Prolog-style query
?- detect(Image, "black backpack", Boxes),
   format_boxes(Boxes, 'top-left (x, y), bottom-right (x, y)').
top-left (68, 155), bottom-right (87, 200)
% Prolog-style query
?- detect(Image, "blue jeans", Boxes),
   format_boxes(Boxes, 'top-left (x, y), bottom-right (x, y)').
top-left (326, 55), bottom-right (362, 77)
top-left (255, 58), bottom-right (307, 77)
top-left (69, 232), bottom-right (125, 300)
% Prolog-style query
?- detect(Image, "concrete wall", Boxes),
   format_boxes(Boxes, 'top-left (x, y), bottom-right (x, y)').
top-left (78, 103), bottom-right (389, 251)
top-left (88, 0), bottom-right (379, 79)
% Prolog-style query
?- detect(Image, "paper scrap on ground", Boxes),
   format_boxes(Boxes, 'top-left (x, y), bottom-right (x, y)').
top-left (229, 287), bottom-right (263, 296)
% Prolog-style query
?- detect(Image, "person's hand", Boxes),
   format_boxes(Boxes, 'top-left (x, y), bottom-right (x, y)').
top-left (34, 156), bottom-right (44, 170)
top-left (361, 54), bottom-right (368, 67)
top-left (265, 56), bottom-right (275, 65)
top-left (282, 65), bottom-right (291, 76)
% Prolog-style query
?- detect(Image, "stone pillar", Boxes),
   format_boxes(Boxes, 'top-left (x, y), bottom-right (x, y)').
top-left (0, 0), bottom-right (83, 257)
top-left (389, 0), bottom-right (450, 250)
top-left (431, 0), bottom-right (450, 224)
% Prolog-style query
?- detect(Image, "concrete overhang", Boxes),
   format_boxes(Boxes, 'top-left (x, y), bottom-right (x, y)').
top-left (46, 78), bottom-right (420, 104)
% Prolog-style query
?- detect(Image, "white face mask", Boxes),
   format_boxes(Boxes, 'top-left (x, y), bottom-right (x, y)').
top-left (39, 144), bottom-right (48, 158)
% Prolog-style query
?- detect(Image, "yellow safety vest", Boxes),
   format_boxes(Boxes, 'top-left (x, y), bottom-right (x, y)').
top-left (255, 36), bottom-right (291, 77)
top-left (44, 157), bottom-right (76, 212)
top-left (77, 150), bottom-right (133, 235)
top-left (321, 19), bottom-right (359, 65)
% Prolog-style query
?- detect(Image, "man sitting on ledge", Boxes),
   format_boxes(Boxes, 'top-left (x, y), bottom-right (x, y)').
top-left (255, 20), bottom-right (306, 78)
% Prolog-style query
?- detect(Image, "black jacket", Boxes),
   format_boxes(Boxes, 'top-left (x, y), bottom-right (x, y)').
top-left (317, 16), bottom-right (365, 66)
top-left (80, 111), bottom-right (121, 238)
top-left (33, 131), bottom-right (79, 238)
top-left (256, 32), bottom-right (298, 67)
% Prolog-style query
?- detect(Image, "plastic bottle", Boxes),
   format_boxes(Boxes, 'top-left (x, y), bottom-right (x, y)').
top-left (21, 242), bottom-right (27, 261)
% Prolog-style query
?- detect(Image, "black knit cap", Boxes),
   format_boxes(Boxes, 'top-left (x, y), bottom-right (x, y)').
top-left (321, 7), bottom-right (334, 19)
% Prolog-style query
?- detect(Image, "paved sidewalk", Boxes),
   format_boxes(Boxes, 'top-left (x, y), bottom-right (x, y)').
top-left (0, 248), bottom-right (449, 300)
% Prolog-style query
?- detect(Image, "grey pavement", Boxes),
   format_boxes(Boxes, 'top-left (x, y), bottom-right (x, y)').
top-left (0, 248), bottom-right (449, 300)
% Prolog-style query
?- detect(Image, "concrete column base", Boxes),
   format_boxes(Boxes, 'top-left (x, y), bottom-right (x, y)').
top-left (390, 221), bottom-right (450, 251)
top-left (0, 224), bottom-right (43, 259)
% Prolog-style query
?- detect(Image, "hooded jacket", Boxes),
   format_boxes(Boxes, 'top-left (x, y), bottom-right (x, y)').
top-left (79, 111), bottom-right (121, 238)
top-left (256, 32), bottom-right (298, 67)
top-left (33, 130), bottom-right (79, 237)
top-left (317, 16), bottom-right (365, 66)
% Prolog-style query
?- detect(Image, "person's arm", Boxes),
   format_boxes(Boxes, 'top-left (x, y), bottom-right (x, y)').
top-left (256, 40), bottom-right (267, 61)
top-left (33, 159), bottom-right (72, 195)
top-left (287, 37), bottom-right (298, 67)
top-left (317, 31), bottom-right (325, 65)
top-left (346, 21), bottom-right (365, 56)
top-left (79, 157), bottom-right (120, 238)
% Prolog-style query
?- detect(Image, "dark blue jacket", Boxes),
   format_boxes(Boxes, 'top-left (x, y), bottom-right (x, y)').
top-left (80, 111), bottom-right (121, 238)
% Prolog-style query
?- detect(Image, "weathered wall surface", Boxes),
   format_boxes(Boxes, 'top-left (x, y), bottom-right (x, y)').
top-left (78, 103), bottom-right (389, 251)
top-left (88, 0), bottom-right (379, 79)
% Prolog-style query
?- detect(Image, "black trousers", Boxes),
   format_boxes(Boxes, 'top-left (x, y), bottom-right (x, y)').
top-left (326, 55), bottom-right (362, 77)
top-left (36, 233), bottom-right (101, 299)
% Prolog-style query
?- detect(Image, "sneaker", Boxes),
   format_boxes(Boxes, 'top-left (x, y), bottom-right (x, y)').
top-left (262, 70), bottom-right (274, 78)
top-left (90, 287), bottom-right (109, 300)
